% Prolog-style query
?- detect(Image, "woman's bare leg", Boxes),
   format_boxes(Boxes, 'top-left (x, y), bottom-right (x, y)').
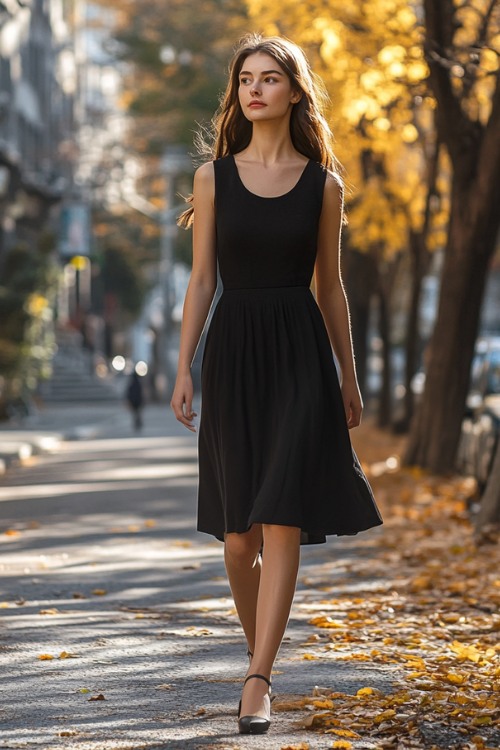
top-left (224, 524), bottom-right (263, 654)
top-left (239, 524), bottom-right (301, 719)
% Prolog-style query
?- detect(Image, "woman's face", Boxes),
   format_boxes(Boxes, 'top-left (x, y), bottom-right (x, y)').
top-left (237, 52), bottom-right (301, 122)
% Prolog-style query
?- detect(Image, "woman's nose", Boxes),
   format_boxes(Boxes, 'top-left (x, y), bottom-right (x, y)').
top-left (250, 81), bottom-right (261, 96)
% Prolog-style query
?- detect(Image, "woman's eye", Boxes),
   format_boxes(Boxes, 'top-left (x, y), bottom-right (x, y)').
top-left (264, 77), bottom-right (277, 83)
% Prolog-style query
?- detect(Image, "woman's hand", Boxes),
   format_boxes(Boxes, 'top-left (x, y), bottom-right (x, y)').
top-left (170, 371), bottom-right (197, 432)
top-left (341, 378), bottom-right (363, 429)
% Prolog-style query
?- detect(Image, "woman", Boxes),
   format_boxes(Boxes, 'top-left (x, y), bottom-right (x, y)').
top-left (171, 33), bottom-right (382, 735)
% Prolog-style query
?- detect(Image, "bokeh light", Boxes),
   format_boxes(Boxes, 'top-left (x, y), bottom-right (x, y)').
top-left (112, 355), bottom-right (126, 372)
top-left (135, 361), bottom-right (148, 376)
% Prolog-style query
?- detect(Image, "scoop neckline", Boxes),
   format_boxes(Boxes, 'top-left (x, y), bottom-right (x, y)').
top-left (230, 154), bottom-right (312, 199)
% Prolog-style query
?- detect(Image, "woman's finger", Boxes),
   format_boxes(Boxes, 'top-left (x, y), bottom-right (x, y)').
top-left (349, 402), bottom-right (362, 428)
top-left (171, 398), bottom-right (196, 431)
top-left (184, 397), bottom-right (195, 420)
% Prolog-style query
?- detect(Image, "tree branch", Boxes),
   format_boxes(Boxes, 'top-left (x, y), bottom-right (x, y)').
top-left (477, 69), bottom-right (500, 203)
top-left (480, 0), bottom-right (498, 39)
top-left (462, 0), bottom-right (499, 99)
top-left (423, 0), bottom-right (467, 162)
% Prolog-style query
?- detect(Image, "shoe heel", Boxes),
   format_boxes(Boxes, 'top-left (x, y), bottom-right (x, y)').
top-left (237, 673), bottom-right (272, 735)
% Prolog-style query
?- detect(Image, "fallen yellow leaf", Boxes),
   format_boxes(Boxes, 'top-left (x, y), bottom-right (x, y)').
top-left (311, 699), bottom-right (334, 709)
top-left (274, 698), bottom-right (307, 712)
top-left (440, 613), bottom-right (461, 624)
top-left (449, 640), bottom-right (481, 663)
top-left (471, 716), bottom-right (493, 726)
top-left (374, 709), bottom-right (396, 724)
top-left (301, 713), bottom-right (340, 728)
top-left (38, 654), bottom-right (54, 660)
top-left (326, 728), bottom-right (360, 739)
top-left (409, 576), bottom-right (433, 594)
top-left (309, 615), bottom-right (344, 629)
top-left (356, 687), bottom-right (376, 697)
top-left (444, 672), bottom-right (468, 685)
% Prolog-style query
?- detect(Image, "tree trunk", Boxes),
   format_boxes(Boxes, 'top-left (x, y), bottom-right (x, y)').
top-left (475, 436), bottom-right (500, 531)
top-left (399, 134), bottom-right (439, 433)
top-left (404, 178), bottom-right (500, 472)
top-left (408, 0), bottom-right (500, 472)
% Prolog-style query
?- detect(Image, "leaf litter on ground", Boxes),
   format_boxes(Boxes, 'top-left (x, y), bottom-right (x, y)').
top-left (293, 421), bottom-right (500, 750)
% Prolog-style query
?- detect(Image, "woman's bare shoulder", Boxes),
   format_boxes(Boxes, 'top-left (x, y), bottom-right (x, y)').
top-left (324, 169), bottom-right (343, 192)
top-left (193, 161), bottom-right (215, 196)
top-left (195, 160), bottom-right (215, 180)
top-left (323, 169), bottom-right (344, 205)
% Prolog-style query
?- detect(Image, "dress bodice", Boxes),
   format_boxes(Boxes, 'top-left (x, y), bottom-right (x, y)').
top-left (213, 155), bottom-right (327, 290)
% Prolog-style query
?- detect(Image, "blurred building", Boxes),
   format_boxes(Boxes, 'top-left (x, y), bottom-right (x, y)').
top-left (72, 1), bottom-right (130, 208)
top-left (0, 0), bottom-right (74, 258)
top-left (62, 0), bottom-right (140, 350)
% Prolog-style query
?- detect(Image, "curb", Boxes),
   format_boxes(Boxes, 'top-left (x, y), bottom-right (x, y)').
top-left (63, 423), bottom-right (112, 441)
top-left (0, 413), bottom-right (127, 477)
top-left (0, 441), bottom-right (34, 474)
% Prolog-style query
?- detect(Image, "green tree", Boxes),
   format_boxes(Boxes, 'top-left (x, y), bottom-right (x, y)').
top-left (100, 239), bottom-right (146, 318)
top-left (91, 0), bottom-right (249, 281)
top-left (0, 233), bottom-right (58, 417)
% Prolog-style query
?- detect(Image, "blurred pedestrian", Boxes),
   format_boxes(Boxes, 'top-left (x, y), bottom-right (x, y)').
top-left (126, 370), bottom-right (143, 431)
top-left (171, 33), bottom-right (382, 735)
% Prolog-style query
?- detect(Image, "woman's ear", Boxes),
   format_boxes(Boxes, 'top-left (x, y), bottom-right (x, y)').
top-left (291, 90), bottom-right (302, 104)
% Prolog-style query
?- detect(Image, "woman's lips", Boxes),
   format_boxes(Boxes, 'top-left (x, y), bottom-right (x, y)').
top-left (249, 102), bottom-right (266, 108)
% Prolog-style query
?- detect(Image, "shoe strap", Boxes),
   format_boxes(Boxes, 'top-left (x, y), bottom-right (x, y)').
top-left (244, 673), bottom-right (271, 690)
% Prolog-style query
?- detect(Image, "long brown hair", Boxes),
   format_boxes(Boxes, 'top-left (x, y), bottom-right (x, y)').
top-left (178, 33), bottom-right (345, 228)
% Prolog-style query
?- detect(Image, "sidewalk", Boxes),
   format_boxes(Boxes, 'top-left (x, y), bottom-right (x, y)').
top-left (0, 401), bottom-right (131, 475)
top-left (1, 407), bottom-right (499, 749)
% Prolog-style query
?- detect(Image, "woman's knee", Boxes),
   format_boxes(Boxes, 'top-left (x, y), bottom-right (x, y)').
top-left (224, 526), bottom-right (262, 566)
top-left (262, 524), bottom-right (301, 545)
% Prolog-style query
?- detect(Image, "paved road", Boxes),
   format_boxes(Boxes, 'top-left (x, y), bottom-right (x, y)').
top-left (0, 404), bottom-right (395, 749)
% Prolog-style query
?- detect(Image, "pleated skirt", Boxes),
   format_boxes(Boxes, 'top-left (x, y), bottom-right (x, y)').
top-left (197, 286), bottom-right (382, 545)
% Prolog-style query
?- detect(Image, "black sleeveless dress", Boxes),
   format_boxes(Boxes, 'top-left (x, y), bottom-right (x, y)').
top-left (197, 154), bottom-right (382, 545)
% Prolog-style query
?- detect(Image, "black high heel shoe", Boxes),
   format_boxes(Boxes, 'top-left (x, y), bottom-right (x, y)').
top-left (237, 673), bottom-right (272, 735)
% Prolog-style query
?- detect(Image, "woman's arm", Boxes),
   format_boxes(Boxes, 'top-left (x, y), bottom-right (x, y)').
top-left (314, 173), bottom-right (362, 428)
top-left (170, 161), bottom-right (217, 431)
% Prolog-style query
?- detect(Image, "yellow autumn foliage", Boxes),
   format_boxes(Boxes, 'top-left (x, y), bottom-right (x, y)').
top-left (246, 0), bottom-right (438, 257)
top-left (246, 0), bottom-right (498, 259)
